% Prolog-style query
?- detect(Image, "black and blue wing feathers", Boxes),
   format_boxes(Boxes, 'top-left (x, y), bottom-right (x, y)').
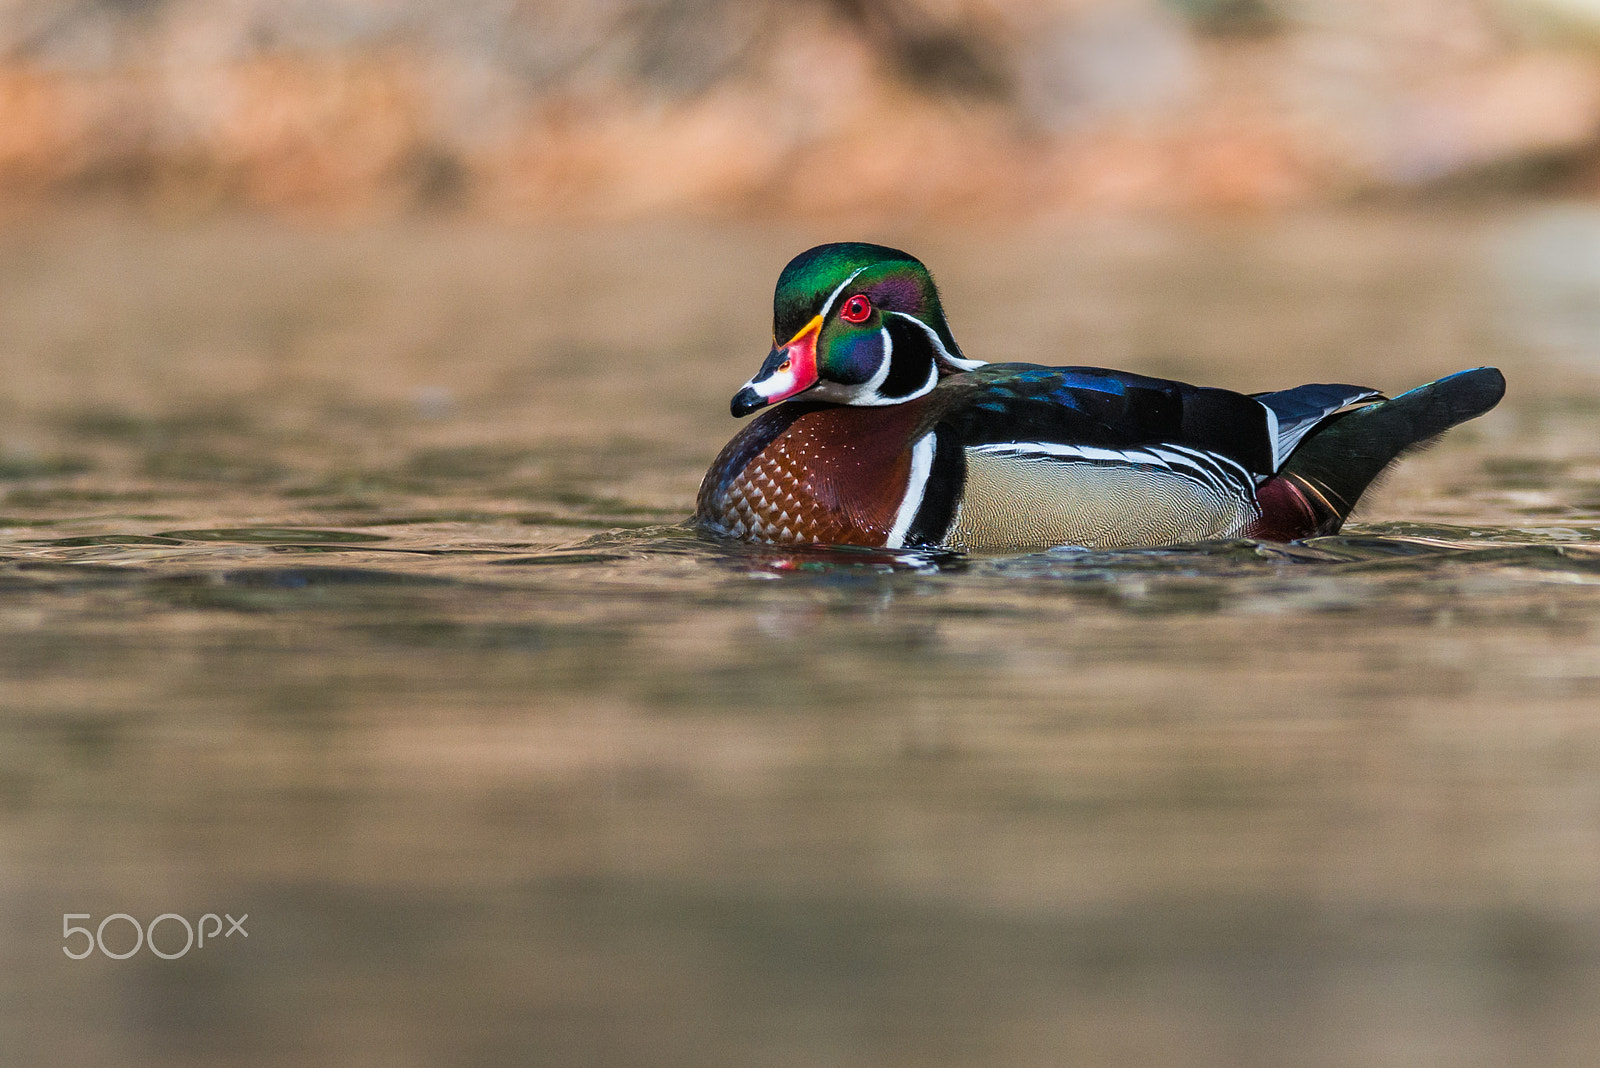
top-left (1253, 383), bottom-right (1384, 466)
top-left (946, 364), bottom-right (1284, 477)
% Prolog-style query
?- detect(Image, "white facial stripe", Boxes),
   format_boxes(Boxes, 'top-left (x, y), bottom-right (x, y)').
top-left (847, 329), bottom-right (942, 407)
top-left (863, 326), bottom-right (894, 393)
top-left (819, 265), bottom-right (872, 320)
top-left (886, 310), bottom-right (986, 370)
top-left (886, 432), bottom-right (937, 549)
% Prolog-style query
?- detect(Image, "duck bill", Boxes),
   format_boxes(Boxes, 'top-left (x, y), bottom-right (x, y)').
top-left (731, 315), bottom-right (822, 417)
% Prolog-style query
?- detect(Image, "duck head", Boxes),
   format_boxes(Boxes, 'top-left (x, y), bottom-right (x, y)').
top-left (730, 242), bottom-right (985, 417)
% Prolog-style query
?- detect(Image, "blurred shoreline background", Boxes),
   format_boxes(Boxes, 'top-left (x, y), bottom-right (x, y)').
top-left (6, 0), bottom-right (1600, 222)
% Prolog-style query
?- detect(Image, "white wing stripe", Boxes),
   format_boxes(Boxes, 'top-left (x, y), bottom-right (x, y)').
top-left (1261, 401), bottom-right (1282, 470)
top-left (971, 441), bottom-right (1126, 463)
top-left (1146, 448), bottom-right (1240, 497)
top-left (1152, 444), bottom-right (1256, 487)
top-left (969, 441), bottom-right (1255, 497)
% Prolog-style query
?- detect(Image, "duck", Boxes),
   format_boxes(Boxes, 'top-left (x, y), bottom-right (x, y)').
top-left (695, 242), bottom-right (1505, 551)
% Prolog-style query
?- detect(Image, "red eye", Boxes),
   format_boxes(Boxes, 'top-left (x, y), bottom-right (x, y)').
top-left (840, 294), bottom-right (871, 323)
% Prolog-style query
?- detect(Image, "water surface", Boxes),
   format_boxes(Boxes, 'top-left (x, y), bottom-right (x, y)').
top-left (3, 209), bottom-right (1600, 1067)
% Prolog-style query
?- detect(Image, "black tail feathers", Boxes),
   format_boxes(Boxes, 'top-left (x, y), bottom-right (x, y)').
top-left (1279, 367), bottom-right (1505, 533)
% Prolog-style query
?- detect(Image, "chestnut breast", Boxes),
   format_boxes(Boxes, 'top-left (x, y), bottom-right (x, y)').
top-left (696, 400), bottom-right (936, 546)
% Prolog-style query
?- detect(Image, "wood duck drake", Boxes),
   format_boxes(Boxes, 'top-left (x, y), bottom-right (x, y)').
top-left (696, 242), bottom-right (1506, 551)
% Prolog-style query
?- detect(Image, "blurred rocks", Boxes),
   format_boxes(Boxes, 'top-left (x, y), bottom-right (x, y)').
top-left (2, 0), bottom-right (1600, 217)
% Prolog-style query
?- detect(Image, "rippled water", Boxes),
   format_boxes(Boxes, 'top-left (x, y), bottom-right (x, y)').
top-left (4, 209), bottom-right (1600, 1067)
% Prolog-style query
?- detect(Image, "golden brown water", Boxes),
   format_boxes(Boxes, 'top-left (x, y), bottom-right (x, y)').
top-left (3, 208), bottom-right (1600, 1067)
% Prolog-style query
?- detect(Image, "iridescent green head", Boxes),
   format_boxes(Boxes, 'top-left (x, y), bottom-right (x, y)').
top-left (730, 242), bottom-right (984, 416)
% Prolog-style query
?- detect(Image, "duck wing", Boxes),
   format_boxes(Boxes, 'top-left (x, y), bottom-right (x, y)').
top-left (922, 364), bottom-right (1357, 549)
top-left (940, 364), bottom-right (1359, 478)
top-left (1252, 382), bottom-right (1385, 469)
